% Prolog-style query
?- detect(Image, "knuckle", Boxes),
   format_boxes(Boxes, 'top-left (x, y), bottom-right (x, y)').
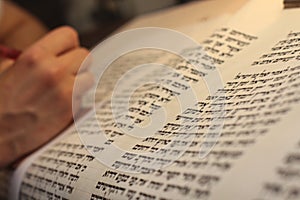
top-left (85, 73), bottom-right (95, 87)
top-left (78, 48), bottom-right (90, 65)
top-left (77, 48), bottom-right (91, 71)
top-left (40, 68), bottom-right (60, 87)
top-left (79, 47), bottom-right (90, 56)
top-left (59, 26), bottom-right (79, 45)
top-left (21, 47), bottom-right (45, 67)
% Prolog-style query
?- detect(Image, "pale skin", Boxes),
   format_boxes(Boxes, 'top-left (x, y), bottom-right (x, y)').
top-left (0, 1), bottom-right (93, 167)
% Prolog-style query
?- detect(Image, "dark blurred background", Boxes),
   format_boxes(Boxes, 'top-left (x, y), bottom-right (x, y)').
top-left (12, 0), bottom-right (197, 48)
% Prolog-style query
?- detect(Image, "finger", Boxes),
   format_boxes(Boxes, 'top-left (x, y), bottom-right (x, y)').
top-left (33, 26), bottom-right (79, 56)
top-left (58, 47), bottom-right (90, 74)
top-left (72, 98), bottom-right (82, 117)
top-left (0, 59), bottom-right (14, 73)
top-left (73, 72), bottom-right (95, 98)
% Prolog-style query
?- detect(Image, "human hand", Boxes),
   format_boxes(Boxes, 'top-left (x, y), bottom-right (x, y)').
top-left (0, 26), bottom-right (93, 168)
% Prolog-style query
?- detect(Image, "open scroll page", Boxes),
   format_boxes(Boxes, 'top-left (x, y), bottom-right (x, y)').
top-left (210, 9), bottom-right (300, 200)
top-left (8, 5), bottom-right (300, 200)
